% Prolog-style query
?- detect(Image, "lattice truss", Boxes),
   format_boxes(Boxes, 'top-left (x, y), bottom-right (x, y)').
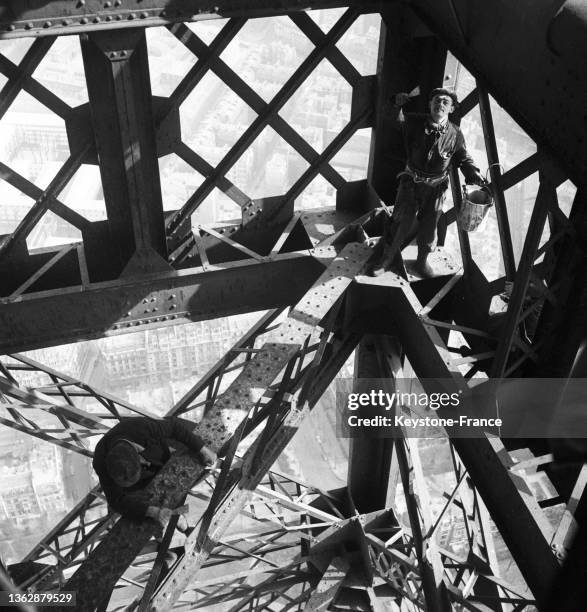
top-left (0, 9), bottom-right (374, 304)
top-left (0, 3), bottom-right (586, 612)
top-left (1, 237), bottom-right (582, 611)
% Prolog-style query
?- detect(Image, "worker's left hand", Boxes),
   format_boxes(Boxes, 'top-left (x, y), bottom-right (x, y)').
top-left (148, 506), bottom-right (173, 528)
top-left (466, 171), bottom-right (486, 186)
top-left (198, 445), bottom-right (218, 467)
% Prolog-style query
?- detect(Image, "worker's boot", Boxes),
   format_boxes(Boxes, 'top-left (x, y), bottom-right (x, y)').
top-left (371, 222), bottom-right (405, 276)
top-left (414, 250), bottom-right (434, 278)
top-left (372, 251), bottom-right (395, 276)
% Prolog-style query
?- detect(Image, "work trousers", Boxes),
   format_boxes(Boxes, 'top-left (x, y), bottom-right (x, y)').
top-left (386, 177), bottom-right (447, 254)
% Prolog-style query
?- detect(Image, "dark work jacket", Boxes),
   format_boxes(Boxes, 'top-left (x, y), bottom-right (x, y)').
top-left (394, 110), bottom-right (479, 182)
top-left (93, 417), bottom-right (205, 520)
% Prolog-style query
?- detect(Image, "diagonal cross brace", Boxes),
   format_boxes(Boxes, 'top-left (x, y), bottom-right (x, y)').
top-left (303, 556), bottom-right (350, 611)
top-left (57, 242), bottom-right (372, 612)
top-left (147, 243), bottom-right (371, 610)
top-left (356, 274), bottom-right (559, 607)
top-left (167, 9), bottom-right (358, 235)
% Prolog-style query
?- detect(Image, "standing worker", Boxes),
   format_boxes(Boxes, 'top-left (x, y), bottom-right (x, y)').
top-left (93, 416), bottom-right (216, 529)
top-left (374, 88), bottom-right (486, 277)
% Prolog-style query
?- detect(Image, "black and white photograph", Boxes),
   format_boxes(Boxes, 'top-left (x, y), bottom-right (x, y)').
top-left (0, 1), bottom-right (584, 610)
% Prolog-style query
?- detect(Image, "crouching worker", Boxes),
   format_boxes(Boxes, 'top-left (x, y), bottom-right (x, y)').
top-left (93, 416), bottom-right (217, 529)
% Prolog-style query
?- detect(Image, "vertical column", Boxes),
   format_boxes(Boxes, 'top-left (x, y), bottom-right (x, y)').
top-left (490, 157), bottom-right (555, 378)
top-left (81, 29), bottom-right (167, 275)
top-left (368, 6), bottom-right (448, 208)
top-left (347, 335), bottom-right (396, 513)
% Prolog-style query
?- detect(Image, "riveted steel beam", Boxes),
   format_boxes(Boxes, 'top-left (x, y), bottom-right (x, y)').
top-left (0, 250), bottom-right (330, 353)
top-left (149, 243), bottom-right (371, 611)
top-left (347, 336), bottom-right (396, 513)
top-left (0, 1), bottom-right (376, 39)
top-left (356, 275), bottom-right (559, 608)
top-left (80, 28), bottom-right (167, 275)
top-left (56, 242), bottom-right (371, 612)
top-left (19, 322), bottom-right (317, 593)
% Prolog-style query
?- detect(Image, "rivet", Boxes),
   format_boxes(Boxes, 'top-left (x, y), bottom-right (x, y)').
top-left (142, 298), bottom-right (148, 304)
top-left (80, 17), bottom-right (88, 24)
top-left (150, 297), bottom-right (156, 302)
top-left (7, 24), bottom-right (15, 31)
top-left (114, 0), bottom-right (122, 5)
top-left (78, 0), bottom-right (86, 5)
top-left (25, 22), bottom-right (34, 29)
top-left (44, 21), bottom-right (52, 28)
top-left (62, 19), bottom-right (70, 26)
top-left (140, 12), bottom-right (148, 19)
top-left (104, 1), bottom-right (112, 6)
top-left (106, 16), bottom-right (112, 21)
top-left (94, 16), bottom-right (101, 23)
top-left (170, 304), bottom-right (177, 310)
top-left (116, 15), bottom-right (122, 21)
top-left (160, 10), bottom-right (167, 17)
top-left (152, 308), bottom-right (158, 312)
top-left (129, 12), bottom-right (137, 19)
top-left (170, 294), bottom-right (176, 299)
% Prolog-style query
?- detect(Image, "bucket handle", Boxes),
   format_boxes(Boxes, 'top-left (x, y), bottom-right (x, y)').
top-left (481, 164), bottom-right (504, 199)
top-left (462, 166), bottom-right (495, 203)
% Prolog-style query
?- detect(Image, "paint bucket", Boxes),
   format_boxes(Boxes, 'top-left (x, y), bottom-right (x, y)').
top-left (457, 185), bottom-right (493, 232)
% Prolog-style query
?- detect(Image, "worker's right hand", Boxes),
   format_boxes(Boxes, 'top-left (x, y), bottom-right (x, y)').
top-left (147, 505), bottom-right (172, 527)
top-left (394, 92), bottom-right (411, 107)
top-left (198, 445), bottom-right (218, 467)
top-left (157, 507), bottom-right (174, 526)
top-left (147, 505), bottom-right (189, 531)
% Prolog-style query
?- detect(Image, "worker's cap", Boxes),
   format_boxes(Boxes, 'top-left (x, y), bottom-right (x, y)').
top-left (106, 440), bottom-right (142, 487)
top-left (429, 88), bottom-right (459, 107)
